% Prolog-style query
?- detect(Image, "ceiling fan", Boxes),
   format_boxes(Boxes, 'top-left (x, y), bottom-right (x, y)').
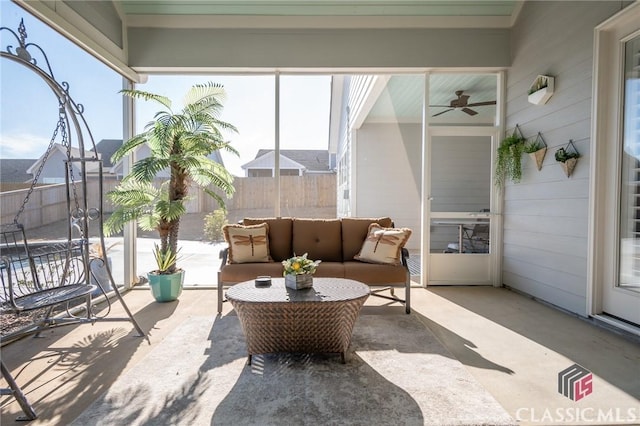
top-left (430, 90), bottom-right (496, 117)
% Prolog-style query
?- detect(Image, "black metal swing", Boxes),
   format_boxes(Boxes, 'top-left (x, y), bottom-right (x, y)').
top-left (0, 19), bottom-right (145, 421)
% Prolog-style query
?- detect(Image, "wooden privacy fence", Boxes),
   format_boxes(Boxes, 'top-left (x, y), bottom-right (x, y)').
top-left (0, 175), bottom-right (337, 229)
top-left (206, 175), bottom-right (337, 211)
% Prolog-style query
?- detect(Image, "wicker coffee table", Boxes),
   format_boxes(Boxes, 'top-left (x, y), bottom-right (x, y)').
top-left (226, 277), bottom-right (370, 364)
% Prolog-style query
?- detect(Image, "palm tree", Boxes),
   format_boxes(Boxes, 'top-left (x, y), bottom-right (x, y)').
top-left (105, 82), bottom-right (238, 274)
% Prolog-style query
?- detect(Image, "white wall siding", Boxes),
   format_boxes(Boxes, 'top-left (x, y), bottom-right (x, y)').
top-left (504, 1), bottom-right (624, 316)
top-left (348, 76), bottom-right (377, 129)
top-left (355, 123), bottom-right (421, 250)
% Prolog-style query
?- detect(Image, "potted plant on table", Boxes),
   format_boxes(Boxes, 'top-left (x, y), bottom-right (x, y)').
top-left (104, 82), bottom-right (238, 302)
top-left (282, 253), bottom-right (321, 290)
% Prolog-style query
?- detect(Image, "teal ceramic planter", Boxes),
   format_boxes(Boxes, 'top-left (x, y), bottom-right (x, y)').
top-left (147, 270), bottom-right (184, 302)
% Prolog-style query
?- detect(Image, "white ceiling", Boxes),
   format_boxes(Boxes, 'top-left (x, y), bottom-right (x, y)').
top-left (366, 74), bottom-right (497, 124)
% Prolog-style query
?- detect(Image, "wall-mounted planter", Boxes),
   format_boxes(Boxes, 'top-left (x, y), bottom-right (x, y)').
top-left (528, 75), bottom-right (555, 105)
top-left (524, 132), bottom-right (547, 171)
top-left (555, 139), bottom-right (580, 178)
top-left (560, 158), bottom-right (578, 177)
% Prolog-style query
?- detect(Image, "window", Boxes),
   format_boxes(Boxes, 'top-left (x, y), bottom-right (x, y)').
top-left (618, 34), bottom-right (640, 289)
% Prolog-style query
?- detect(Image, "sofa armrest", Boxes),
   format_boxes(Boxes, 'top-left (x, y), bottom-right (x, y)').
top-left (217, 246), bottom-right (229, 314)
top-left (401, 247), bottom-right (409, 268)
top-left (219, 246), bottom-right (229, 270)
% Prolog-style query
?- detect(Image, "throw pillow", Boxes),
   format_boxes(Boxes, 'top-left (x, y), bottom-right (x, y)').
top-left (354, 223), bottom-right (412, 266)
top-left (223, 223), bottom-right (272, 263)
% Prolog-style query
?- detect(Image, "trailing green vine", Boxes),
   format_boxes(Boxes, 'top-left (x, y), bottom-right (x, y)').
top-left (495, 133), bottom-right (526, 187)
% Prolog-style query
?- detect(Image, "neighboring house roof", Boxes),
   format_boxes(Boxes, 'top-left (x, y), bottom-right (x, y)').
top-left (26, 143), bottom-right (102, 175)
top-left (251, 149), bottom-right (331, 172)
top-left (93, 139), bottom-right (122, 168)
top-left (241, 151), bottom-right (307, 172)
top-left (0, 159), bottom-right (36, 183)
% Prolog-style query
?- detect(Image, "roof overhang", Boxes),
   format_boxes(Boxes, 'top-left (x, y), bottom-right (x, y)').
top-left (11, 0), bottom-right (520, 79)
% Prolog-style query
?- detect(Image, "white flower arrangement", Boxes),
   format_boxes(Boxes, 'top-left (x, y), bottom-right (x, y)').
top-left (282, 253), bottom-right (321, 276)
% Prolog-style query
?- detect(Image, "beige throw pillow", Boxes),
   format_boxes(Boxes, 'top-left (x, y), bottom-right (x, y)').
top-left (355, 223), bottom-right (412, 266)
top-left (223, 223), bottom-right (272, 263)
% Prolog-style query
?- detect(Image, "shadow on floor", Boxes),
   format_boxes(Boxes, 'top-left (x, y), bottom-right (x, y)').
top-left (429, 286), bottom-right (640, 398)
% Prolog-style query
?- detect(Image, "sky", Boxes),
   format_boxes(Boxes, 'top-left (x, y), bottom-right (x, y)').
top-left (0, 1), bottom-right (331, 176)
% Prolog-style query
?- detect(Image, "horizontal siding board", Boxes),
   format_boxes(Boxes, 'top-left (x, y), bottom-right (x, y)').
top-left (504, 197), bottom-right (589, 217)
top-left (503, 244), bottom-right (588, 280)
top-left (509, 92), bottom-right (593, 133)
top-left (503, 214), bottom-right (588, 238)
top-left (503, 229), bottom-right (588, 259)
top-left (502, 271), bottom-right (588, 316)
top-left (503, 255), bottom-right (587, 295)
top-left (503, 178), bottom-right (589, 201)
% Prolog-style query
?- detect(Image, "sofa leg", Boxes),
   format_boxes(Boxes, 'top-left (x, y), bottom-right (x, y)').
top-left (369, 286), bottom-right (410, 313)
top-left (405, 280), bottom-right (411, 314)
top-left (217, 273), bottom-right (224, 314)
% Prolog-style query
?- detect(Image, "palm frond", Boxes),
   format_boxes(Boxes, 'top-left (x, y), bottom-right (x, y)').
top-left (184, 98), bottom-right (224, 122)
top-left (155, 200), bottom-right (187, 221)
top-left (138, 214), bottom-right (160, 231)
top-left (104, 208), bottom-right (146, 236)
top-left (111, 134), bottom-right (147, 163)
top-left (217, 141), bottom-right (240, 157)
top-left (107, 180), bottom-right (159, 206)
top-left (129, 157), bottom-right (171, 183)
top-left (183, 82), bottom-right (226, 107)
top-left (120, 89), bottom-right (172, 110)
top-left (202, 188), bottom-right (229, 210)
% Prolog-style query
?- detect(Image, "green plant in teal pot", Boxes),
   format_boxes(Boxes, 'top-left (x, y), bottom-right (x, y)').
top-left (104, 82), bottom-right (238, 301)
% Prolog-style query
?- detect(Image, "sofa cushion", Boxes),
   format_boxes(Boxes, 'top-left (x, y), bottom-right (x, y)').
top-left (243, 217), bottom-right (292, 262)
top-left (219, 262), bottom-right (285, 283)
top-left (292, 218), bottom-right (343, 262)
top-left (311, 262), bottom-right (346, 278)
top-left (223, 223), bottom-right (272, 263)
top-left (341, 217), bottom-right (393, 261)
top-left (343, 261), bottom-right (407, 285)
top-left (354, 223), bottom-right (412, 266)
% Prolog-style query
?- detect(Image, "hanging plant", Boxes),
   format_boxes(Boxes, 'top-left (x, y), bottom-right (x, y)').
top-left (495, 126), bottom-right (526, 187)
top-left (555, 140), bottom-right (580, 178)
top-left (524, 132), bottom-right (547, 171)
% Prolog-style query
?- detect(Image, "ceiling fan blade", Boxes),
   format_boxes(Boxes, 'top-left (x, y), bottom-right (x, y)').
top-left (429, 105), bottom-right (453, 108)
top-left (466, 100), bottom-right (496, 107)
top-left (432, 109), bottom-right (454, 117)
top-left (462, 108), bottom-right (478, 116)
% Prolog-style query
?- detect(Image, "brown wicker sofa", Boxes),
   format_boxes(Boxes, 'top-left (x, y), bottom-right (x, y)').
top-left (217, 217), bottom-right (411, 314)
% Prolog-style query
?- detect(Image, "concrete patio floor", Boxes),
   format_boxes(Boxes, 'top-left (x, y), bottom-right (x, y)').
top-left (1, 284), bottom-right (639, 425)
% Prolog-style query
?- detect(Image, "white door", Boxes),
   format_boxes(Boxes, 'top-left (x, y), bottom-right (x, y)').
top-left (426, 127), bottom-right (499, 285)
top-left (593, 4), bottom-right (640, 325)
